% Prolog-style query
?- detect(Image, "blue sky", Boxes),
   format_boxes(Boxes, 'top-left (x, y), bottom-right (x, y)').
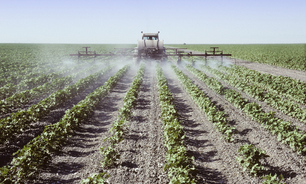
top-left (1, 0), bottom-right (305, 44)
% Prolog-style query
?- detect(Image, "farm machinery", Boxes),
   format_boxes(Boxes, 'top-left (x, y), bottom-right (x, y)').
top-left (70, 31), bottom-right (232, 65)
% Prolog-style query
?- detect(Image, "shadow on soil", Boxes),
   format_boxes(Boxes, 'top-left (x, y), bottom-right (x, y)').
top-left (34, 161), bottom-right (84, 184)
top-left (132, 115), bottom-right (148, 122)
top-left (135, 75), bottom-right (151, 110)
top-left (135, 98), bottom-right (151, 110)
top-left (35, 178), bottom-right (81, 184)
top-left (122, 161), bottom-right (138, 168)
top-left (194, 165), bottom-right (228, 184)
top-left (125, 133), bottom-right (148, 141)
top-left (239, 128), bottom-right (253, 136)
top-left (259, 164), bottom-right (297, 181)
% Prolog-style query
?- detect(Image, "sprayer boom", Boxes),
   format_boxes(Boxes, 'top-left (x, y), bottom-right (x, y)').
top-left (69, 32), bottom-right (232, 65)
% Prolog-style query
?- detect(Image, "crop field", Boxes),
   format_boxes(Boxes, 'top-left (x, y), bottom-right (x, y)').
top-left (1, 44), bottom-right (306, 184)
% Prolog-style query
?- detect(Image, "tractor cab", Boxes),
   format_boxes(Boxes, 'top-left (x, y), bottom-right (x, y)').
top-left (142, 33), bottom-right (159, 40)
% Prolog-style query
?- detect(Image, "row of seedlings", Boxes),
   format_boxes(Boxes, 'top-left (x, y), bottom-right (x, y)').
top-left (171, 64), bottom-right (236, 142)
top-left (82, 63), bottom-right (145, 183)
top-left (199, 64), bottom-right (306, 155)
top-left (0, 64), bottom-right (113, 144)
top-left (156, 64), bottom-right (196, 184)
top-left (0, 65), bottom-right (130, 184)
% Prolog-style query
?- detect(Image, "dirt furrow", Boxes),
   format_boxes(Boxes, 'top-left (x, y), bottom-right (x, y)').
top-left (183, 67), bottom-right (306, 183)
top-left (35, 66), bottom-right (137, 184)
top-left (106, 64), bottom-right (168, 184)
top-left (163, 65), bottom-right (260, 183)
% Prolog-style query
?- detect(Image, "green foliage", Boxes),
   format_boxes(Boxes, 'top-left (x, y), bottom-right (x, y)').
top-left (236, 144), bottom-right (269, 176)
top-left (100, 146), bottom-right (120, 168)
top-left (81, 172), bottom-right (109, 184)
top-left (185, 64), bottom-right (223, 95)
top-left (262, 173), bottom-right (285, 184)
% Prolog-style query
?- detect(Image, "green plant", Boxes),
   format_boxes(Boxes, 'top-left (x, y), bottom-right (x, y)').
top-left (81, 172), bottom-right (109, 184)
top-left (100, 146), bottom-right (120, 168)
top-left (236, 144), bottom-right (269, 176)
top-left (262, 173), bottom-right (285, 184)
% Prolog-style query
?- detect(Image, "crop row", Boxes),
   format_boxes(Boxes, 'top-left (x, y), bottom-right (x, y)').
top-left (0, 65), bottom-right (129, 184)
top-left (179, 62), bottom-right (287, 182)
top-left (172, 64), bottom-right (235, 142)
top-left (0, 62), bottom-right (89, 100)
top-left (0, 53), bottom-right (59, 76)
top-left (199, 64), bottom-right (306, 154)
top-left (0, 64), bottom-right (113, 144)
top-left (156, 64), bottom-right (195, 184)
top-left (184, 64), bottom-right (288, 182)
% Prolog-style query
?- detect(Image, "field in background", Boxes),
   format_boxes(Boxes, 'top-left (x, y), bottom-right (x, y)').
top-left (0, 44), bottom-right (136, 69)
